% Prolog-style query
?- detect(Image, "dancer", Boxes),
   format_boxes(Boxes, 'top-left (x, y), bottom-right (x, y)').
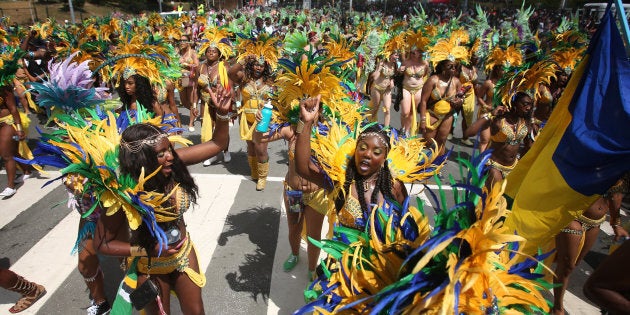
top-left (197, 28), bottom-right (233, 166)
top-left (475, 46), bottom-right (522, 152)
top-left (368, 52), bottom-right (398, 126)
top-left (293, 96), bottom-right (551, 315)
top-left (94, 86), bottom-right (232, 314)
top-left (584, 238), bottom-right (630, 314)
top-left (178, 34), bottom-right (200, 132)
top-left (229, 34), bottom-right (278, 191)
top-left (397, 30), bottom-right (429, 136)
top-left (419, 38), bottom-right (468, 155)
top-left (0, 49), bottom-right (37, 198)
top-left (464, 92), bottom-right (533, 191)
top-left (553, 173), bottom-right (629, 314)
top-left (458, 54), bottom-right (478, 146)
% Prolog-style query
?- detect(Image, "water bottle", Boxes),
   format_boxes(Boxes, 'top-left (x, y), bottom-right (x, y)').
top-left (255, 101), bottom-right (273, 133)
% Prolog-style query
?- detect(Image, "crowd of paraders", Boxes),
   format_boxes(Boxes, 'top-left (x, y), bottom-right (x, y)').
top-left (0, 2), bottom-right (628, 315)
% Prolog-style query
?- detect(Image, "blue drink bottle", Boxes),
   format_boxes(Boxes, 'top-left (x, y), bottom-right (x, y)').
top-left (256, 101), bottom-right (274, 133)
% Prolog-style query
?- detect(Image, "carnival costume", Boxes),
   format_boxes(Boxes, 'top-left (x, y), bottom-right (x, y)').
top-left (233, 33), bottom-right (280, 190)
top-left (297, 146), bottom-right (554, 314)
top-left (401, 30), bottom-right (430, 135)
top-left (197, 27), bottom-right (232, 142)
top-left (423, 34), bottom-right (469, 131)
top-left (0, 46), bottom-right (39, 170)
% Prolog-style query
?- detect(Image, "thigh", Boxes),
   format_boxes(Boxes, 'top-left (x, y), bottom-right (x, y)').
top-left (370, 90), bottom-right (382, 109)
top-left (555, 220), bottom-right (584, 268)
top-left (400, 90), bottom-right (412, 115)
top-left (0, 123), bottom-right (16, 158)
top-left (174, 247), bottom-right (204, 314)
top-left (436, 115), bottom-right (453, 140)
top-left (304, 206), bottom-right (325, 240)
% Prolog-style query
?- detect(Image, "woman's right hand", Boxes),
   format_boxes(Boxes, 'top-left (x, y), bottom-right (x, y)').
top-left (299, 95), bottom-right (321, 123)
top-left (210, 85), bottom-right (232, 115)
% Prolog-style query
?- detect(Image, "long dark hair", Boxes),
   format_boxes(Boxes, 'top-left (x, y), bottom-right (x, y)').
top-left (244, 60), bottom-right (274, 84)
top-left (116, 74), bottom-right (156, 113)
top-left (334, 126), bottom-right (396, 214)
top-left (119, 124), bottom-right (198, 204)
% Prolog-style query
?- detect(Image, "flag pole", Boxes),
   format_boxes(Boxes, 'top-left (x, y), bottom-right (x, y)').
top-left (613, 0), bottom-right (630, 56)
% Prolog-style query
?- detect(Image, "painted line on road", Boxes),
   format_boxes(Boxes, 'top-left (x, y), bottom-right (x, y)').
top-left (187, 174), bottom-right (242, 270)
top-left (0, 171), bottom-right (62, 229)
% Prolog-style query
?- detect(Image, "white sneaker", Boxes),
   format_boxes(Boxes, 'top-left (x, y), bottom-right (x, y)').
top-left (22, 171), bottom-right (39, 181)
top-left (203, 156), bottom-right (217, 166)
top-left (0, 187), bottom-right (17, 197)
top-left (223, 151), bottom-right (231, 163)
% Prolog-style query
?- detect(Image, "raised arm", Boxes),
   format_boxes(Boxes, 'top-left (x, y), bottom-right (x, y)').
top-left (294, 96), bottom-right (329, 189)
top-left (176, 85), bottom-right (232, 165)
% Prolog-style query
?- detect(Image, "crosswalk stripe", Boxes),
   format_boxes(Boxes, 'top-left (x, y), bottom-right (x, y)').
top-left (187, 174), bottom-right (242, 271)
top-left (0, 171), bottom-right (62, 229)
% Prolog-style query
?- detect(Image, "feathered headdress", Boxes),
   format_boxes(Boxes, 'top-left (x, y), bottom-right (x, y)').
top-left (323, 34), bottom-right (356, 70)
top-left (428, 37), bottom-right (469, 67)
top-left (551, 47), bottom-right (585, 75)
top-left (235, 33), bottom-right (280, 69)
top-left (197, 27), bottom-right (233, 60)
top-left (160, 22), bottom-right (183, 42)
top-left (494, 59), bottom-right (557, 109)
top-left (405, 29), bottom-right (430, 53)
top-left (146, 13), bottom-right (164, 29)
top-left (98, 17), bottom-right (122, 41)
top-left (382, 33), bottom-right (405, 60)
top-left (310, 122), bottom-right (443, 200)
top-left (94, 34), bottom-right (172, 86)
top-left (0, 46), bottom-right (25, 87)
top-left (484, 45), bottom-right (523, 73)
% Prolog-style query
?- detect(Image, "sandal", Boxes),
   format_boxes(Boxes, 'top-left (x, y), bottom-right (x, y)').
top-left (9, 283), bottom-right (46, 313)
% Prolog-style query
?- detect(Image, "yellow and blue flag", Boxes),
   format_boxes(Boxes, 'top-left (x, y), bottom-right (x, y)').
top-left (504, 6), bottom-right (630, 256)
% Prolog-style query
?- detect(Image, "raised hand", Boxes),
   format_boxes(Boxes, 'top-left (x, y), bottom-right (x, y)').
top-left (299, 95), bottom-right (321, 124)
top-left (210, 85), bottom-right (233, 115)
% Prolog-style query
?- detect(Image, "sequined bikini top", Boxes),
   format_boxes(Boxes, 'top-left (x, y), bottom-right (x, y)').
top-left (405, 66), bottom-right (425, 79)
top-left (490, 118), bottom-right (528, 145)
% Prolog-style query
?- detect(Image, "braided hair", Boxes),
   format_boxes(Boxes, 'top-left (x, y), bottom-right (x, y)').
top-left (334, 126), bottom-right (397, 214)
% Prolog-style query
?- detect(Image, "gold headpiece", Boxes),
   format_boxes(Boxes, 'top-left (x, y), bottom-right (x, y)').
top-left (405, 30), bottom-right (430, 53)
top-left (428, 37), bottom-right (469, 67)
top-left (96, 35), bottom-right (172, 86)
top-left (99, 18), bottom-right (122, 41)
top-left (382, 33), bottom-right (406, 59)
top-left (120, 133), bottom-right (168, 153)
top-left (198, 27), bottom-right (233, 60)
top-left (495, 59), bottom-right (556, 109)
top-left (551, 47), bottom-right (585, 75)
top-left (323, 36), bottom-right (356, 69)
top-left (236, 33), bottom-right (280, 69)
top-left (484, 45), bottom-right (523, 73)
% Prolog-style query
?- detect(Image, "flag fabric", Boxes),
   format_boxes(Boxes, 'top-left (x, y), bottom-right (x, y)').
top-left (111, 258), bottom-right (138, 314)
top-left (504, 6), bottom-right (630, 256)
